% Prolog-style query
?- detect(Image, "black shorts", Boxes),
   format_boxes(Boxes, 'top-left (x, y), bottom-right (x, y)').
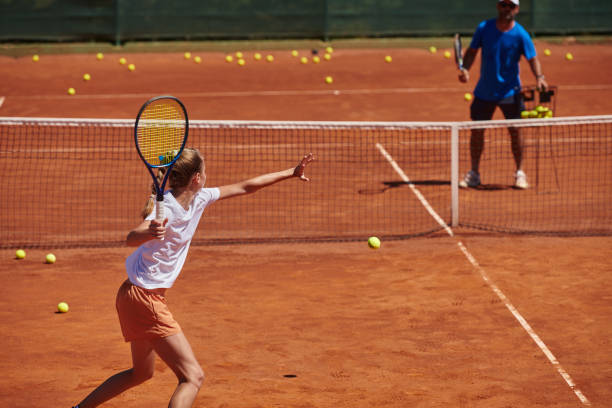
top-left (470, 93), bottom-right (525, 121)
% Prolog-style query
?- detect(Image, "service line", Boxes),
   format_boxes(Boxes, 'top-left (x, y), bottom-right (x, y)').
top-left (375, 142), bottom-right (591, 406)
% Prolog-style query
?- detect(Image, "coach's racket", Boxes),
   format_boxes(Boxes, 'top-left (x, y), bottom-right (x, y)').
top-left (134, 95), bottom-right (188, 221)
top-left (453, 33), bottom-right (464, 70)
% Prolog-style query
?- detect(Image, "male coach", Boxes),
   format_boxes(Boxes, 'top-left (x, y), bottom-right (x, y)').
top-left (458, 0), bottom-right (548, 189)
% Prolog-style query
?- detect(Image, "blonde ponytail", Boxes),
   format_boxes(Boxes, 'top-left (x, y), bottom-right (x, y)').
top-left (141, 168), bottom-right (167, 219)
top-left (139, 148), bottom-right (204, 219)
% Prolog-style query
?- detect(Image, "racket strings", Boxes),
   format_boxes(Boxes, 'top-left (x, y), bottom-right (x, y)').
top-left (137, 102), bottom-right (185, 166)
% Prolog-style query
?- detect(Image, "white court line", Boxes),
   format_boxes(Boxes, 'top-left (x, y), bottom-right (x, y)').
top-left (375, 143), bottom-right (453, 237)
top-left (375, 142), bottom-right (591, 406)
top-left (5, 83), bottom-right (612, 100)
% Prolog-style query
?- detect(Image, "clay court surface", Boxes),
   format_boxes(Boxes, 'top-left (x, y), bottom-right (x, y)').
top-left (1, 41), bottom-right (612, 407)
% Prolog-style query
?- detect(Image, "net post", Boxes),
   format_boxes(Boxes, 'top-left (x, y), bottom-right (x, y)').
top-left (451, 124), bottom-right (459, 227)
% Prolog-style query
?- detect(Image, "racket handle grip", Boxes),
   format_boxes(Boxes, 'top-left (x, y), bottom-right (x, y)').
top-left (156, 199), bottom-right (165, 221)
top-left (156, 199), bottom-right (166, 240)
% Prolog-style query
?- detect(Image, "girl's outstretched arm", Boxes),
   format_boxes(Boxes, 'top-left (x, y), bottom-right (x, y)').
top-left (218, 153), bottom-right (315, 200)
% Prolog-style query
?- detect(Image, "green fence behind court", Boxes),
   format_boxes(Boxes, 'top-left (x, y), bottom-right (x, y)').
top-left (1, 0), bottom-right (611, 43)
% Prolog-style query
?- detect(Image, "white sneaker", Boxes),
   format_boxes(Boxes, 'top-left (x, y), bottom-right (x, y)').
top-left (515, 170), bottom-right (529, 189)
top-left (459, 170), bottom-right (481, 188)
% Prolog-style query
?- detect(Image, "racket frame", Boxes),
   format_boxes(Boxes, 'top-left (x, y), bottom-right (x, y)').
top-left (134, 95), bottom-right (189, 220)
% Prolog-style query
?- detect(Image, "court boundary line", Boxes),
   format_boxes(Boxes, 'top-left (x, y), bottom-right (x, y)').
top-left (3, 84), bottom-right (612, 100)
top-left (375, 142), bottom-right (592, 406)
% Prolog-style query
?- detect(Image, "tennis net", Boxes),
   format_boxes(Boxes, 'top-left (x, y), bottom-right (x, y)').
top-left (1, 116), bottom-right (611, 249)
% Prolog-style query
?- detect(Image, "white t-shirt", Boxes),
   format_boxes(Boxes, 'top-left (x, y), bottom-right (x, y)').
top-left (126, 187), bottom-right (220, 289)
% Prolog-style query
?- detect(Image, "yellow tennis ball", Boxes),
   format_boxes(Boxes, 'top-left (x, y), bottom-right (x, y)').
top-left (565, 52), bottom-right (573, 61)
top-left (300, 56), bottom-right (308, 64)
top-left (312, 56), bottom-right (320, 64)
top-left (32, 54), bottom-right (39, 62)
top-left (83, 73), bottom-right (91, 81)
top-left (367, 236), bottom-right (381, 249)
top-left (444, 51), bottom-right (451, 59)
top-left (237, 58), bottom-right (245, 66)
top-left (323, 53), bottom-right (331, 61)
top-left (235, 51), bottom-right (243, 58)
top-left (384, 55), bottom-right (392, 63)
top-left (225, 55), bottom-right (234, 63)
top-left (184, 52), bottom-right (191, 59)
top-left (96, 52), bottom-right (104, 60)
top-left (57, 302), bottom-right (69, 313)
top-left (46, 253), bottom-right (56, 264)
top-left (520, 110), bottom-right (530, 119)
top-left (15, 249), bottom-right (26, 259)
top-left (325, 76), bottom-right (333, 84)
top-left (128, 63), bottom-right (135, 71)
top-left (67, 88), bottom-right (76, 96)
top-left (464, 92), bottom-right (472, 102)
top-left (291, 50), bottom-right (299, 57)
top-left (266, 55), bottom-right (274, 62)
top-left (254, 52), bottom-right (262, 61)
top-left (194, 56), bottom-right (202, 63)
top-left (325, 46), bottom-right (333, 54)
top-left (119, 57), bottom-right (126, 65)
top-left (429, 46), bottom-right (437, 53)
top-left (545, 110), bottom-right (553, 118)
top-left (544, 49), bottom-right (551, 56)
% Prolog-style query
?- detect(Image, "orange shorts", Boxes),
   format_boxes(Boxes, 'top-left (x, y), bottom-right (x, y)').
top-left (116, 279), bottom-right (181, 342)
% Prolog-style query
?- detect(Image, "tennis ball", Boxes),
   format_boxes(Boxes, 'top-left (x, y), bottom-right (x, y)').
top-left (15, 249), bottom-right (26, 259)
top-left (96, 52), bottom-right (104, 60)
top-left (464, 93), bottom-right (472, 102)
top-left (119, 57), bottom-right (126, 65)
top-left (300, 56), bottom-right (308, 64)
top-left (325, 46), bottom-right (333, 54)
top-left (384, 55), bottom-right (392, 63)
top-left (184, 52), bottom-right (191, 59)
top-left (444, 51), bottom-right (451, 59)
top-left (254, 53), bottom-right (262, 61)
top-left (529, 110), bottom-right (539, 118)
top-left (520, 110), bottom-right (530, 119)
top-left (291, 50), bottom-right (299, 57)
top-left (544, 49), bottom-right (551, 56)
top-left (83, 73), bottom-right (91, 81)
top-left (565, 52), bottom-right (573, 61)
top-left (67, 88), bottom-right (76, 96)
top-left (325, 76), bottom-right (333, 84)
top-left (128, 63), bottom-right (135, 71)
top-left (46, 253), bottom-right (56, 264)
top-left (194, 56), bottom-right (202, 63)
top-left (237, 58), bottom-right (245, 66)
top-left (266, 55), bottom-right (274, 62)
top-left (367, 236), bottom-right (381, 249)
top-left (57, 302), bottom-right (69, 313)
top-left (312, 56), bottom-right (320, 64)
top-left (429, 46), bottom-right (437, 53)
top-left (225, 55), bottom-right (234, 63)
top-left (32, 54), bottom-right (39, 62)
top-left (235, 51), bottom-right (243, 58)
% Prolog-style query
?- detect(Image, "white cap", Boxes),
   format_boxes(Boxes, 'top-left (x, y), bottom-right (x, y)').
top-left (499, 0), bottom-right (519, 5)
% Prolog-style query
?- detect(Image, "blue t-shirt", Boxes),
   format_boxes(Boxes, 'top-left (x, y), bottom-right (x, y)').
top-left (470, 19), bottom-right (536, 101)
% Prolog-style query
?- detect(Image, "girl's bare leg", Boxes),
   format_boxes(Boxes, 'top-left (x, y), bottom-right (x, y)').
top-left (77, 340), bottom-right (156, 408)
top-left (153, 332), bottom-right (204, 408)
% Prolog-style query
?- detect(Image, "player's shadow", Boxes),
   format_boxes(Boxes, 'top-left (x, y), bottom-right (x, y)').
top-left (472, 184), bottom-right (515, 191)
top-left (358, 180), bottom-right (449, 195)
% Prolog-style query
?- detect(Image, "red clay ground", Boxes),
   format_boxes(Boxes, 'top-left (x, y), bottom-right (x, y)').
top-left (0, 40), bottom-right (611, 407)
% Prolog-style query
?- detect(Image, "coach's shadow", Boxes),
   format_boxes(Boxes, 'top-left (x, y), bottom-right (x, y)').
top-left (358, 180), bottom-right (449, 195)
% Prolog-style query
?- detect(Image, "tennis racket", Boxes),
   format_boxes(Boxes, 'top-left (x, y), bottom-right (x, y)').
top-left (134, 95), bottom-right (189, 221)
top-left (453, 33), bottom-right (464, 70)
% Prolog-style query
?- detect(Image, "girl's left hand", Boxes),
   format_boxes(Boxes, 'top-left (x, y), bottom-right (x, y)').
top-left (293, 153), bottom-right (316, 181)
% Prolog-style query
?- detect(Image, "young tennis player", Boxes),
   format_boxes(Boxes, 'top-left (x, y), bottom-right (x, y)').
top-left (72, 148), bottom-right (315, 408)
